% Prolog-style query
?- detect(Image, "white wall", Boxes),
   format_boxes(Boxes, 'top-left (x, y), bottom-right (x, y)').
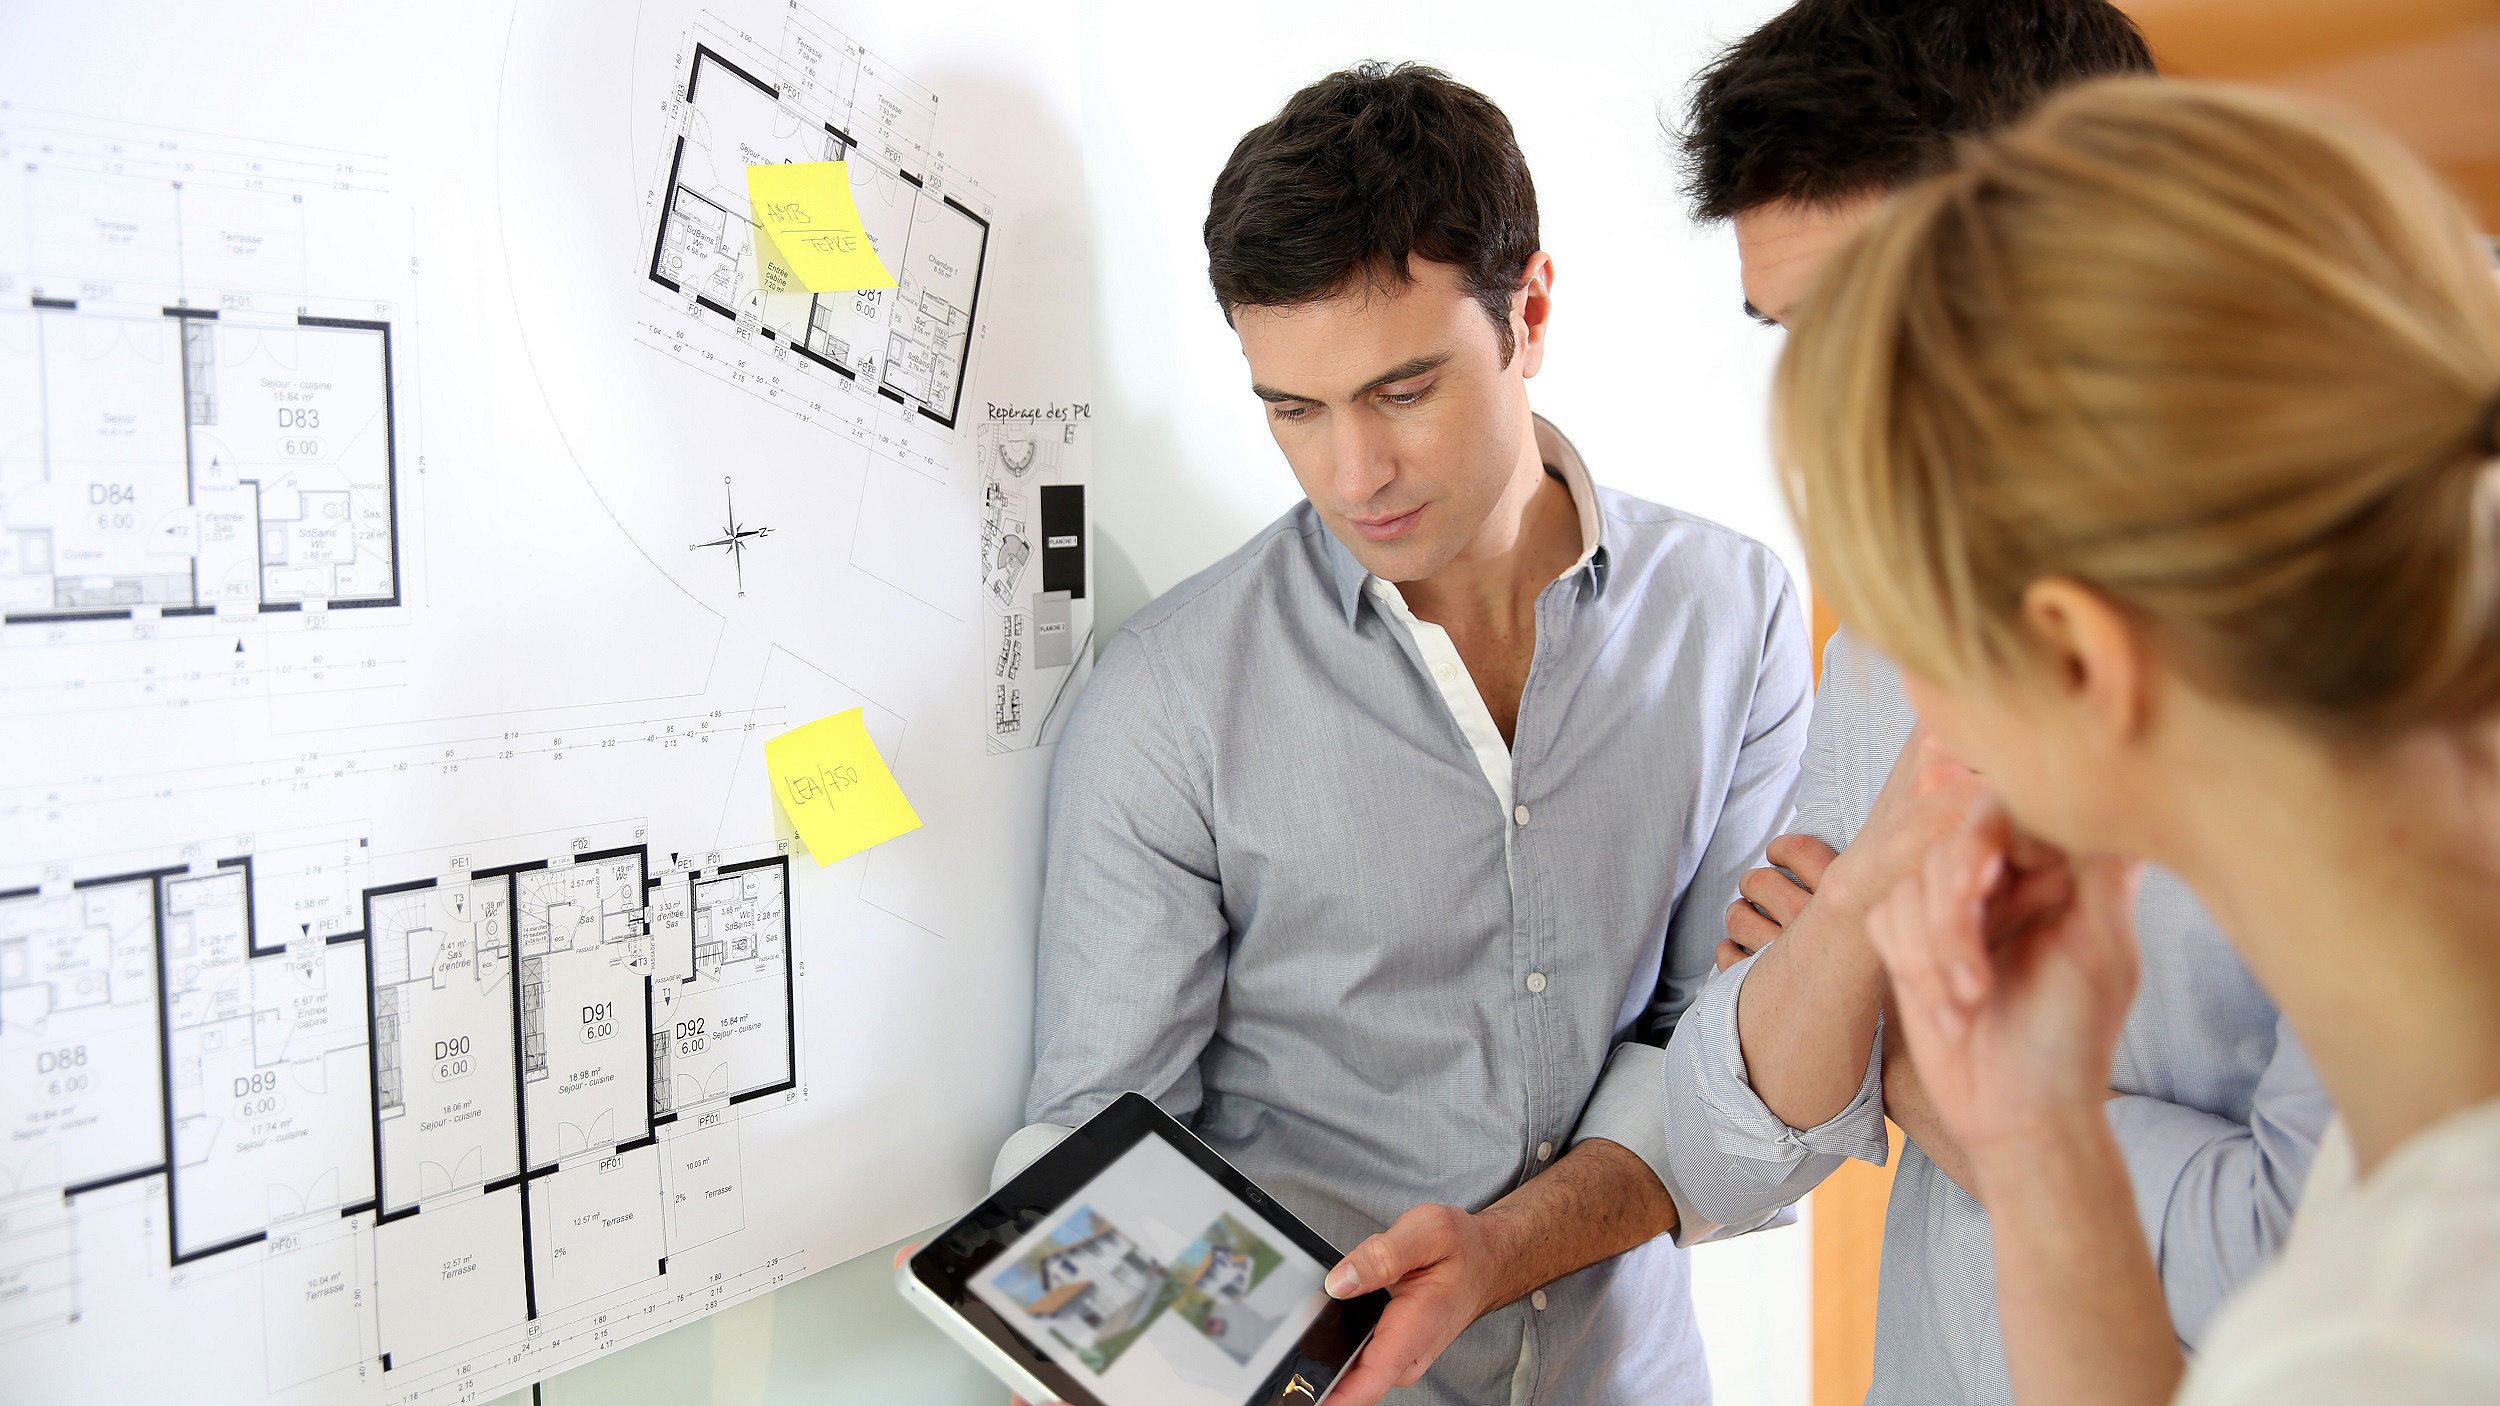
top-left (1077, 0), bottom-right (1806, 635)
top-left (503, 3), bottom-right (1814, 1403)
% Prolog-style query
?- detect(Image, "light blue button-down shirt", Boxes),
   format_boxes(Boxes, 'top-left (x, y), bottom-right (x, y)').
top-left (1015, 420), bottom-right (1810, 1405)
top-left (1663, 627), bottom-right (2333, 1404)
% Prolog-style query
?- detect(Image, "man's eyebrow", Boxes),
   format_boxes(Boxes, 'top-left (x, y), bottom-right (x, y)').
top-left (1743, 300), bottom-right (1781, 328)
top-left (1250, 352), bottom-right (1453, 406)
top-left (1353, 352), bottom-right (1451, 397)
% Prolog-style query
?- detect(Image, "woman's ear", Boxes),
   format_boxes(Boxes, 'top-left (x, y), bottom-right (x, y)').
top-left (2019, 578), bottom-right (2153, 745)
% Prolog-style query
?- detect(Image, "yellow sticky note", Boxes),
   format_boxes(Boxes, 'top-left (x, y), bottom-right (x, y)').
top-left (746, 161), bottom-right (897, 293)
top-left (765, 708), bottom-right (922, 865)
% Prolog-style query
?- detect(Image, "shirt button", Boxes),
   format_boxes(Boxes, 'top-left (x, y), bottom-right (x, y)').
top-left (1535, 1140), bottom-right (1554, 1162)
top-left (1435, 662), bottom-right (1458, 683)
top-left (1513, 804), bottom-right (1531, 826)
top-left (1530, 1290), bottom-right (1548, 1311)
top-left (1526, 971), bottom-right (1547, 994)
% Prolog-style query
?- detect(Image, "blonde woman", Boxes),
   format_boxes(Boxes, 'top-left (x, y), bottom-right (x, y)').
top-left (1777, 79), bottom-right (2500, 1403)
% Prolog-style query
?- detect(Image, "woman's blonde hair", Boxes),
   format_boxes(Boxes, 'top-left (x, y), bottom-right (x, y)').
top-left (1779, 77), bottom-right (2500, 738)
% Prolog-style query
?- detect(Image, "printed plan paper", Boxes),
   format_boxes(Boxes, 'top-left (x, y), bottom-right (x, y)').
top-left (0, 1), bottom-right (1090, 1402)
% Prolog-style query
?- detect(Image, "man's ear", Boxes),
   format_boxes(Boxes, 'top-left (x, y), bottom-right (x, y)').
top-left (2019, 578), bottom-right (2153, 745)
top-left (1512, 252), bottom-right (1554, 378)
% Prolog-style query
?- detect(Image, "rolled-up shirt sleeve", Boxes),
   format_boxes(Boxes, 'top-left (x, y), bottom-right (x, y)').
top-left (2108, 1013), bottom-right (2331, 1346)
top-left (1002, 627), bottom-right (1231, 1174)
top-left (1660, 951), bottom-right (1891, 1231)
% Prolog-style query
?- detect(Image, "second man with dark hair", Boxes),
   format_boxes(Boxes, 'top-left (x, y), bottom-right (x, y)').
top-left (1003, 63), bottom-right (1809, 1405)
top-left (1661, 4), bottom-right (2331, 1404)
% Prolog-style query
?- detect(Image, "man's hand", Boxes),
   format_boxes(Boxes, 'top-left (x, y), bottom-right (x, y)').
top-left (1318, 1204), bottom-right (1502, 1404)
top-left (1721, 833), bottom-right (1836, 969)
top-left (1318, 1139), bottom-right (1678, 1405)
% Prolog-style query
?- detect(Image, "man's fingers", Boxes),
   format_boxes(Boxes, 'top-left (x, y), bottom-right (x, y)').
top-left (1738, 863), bottom-right (1814, 928)
top-left (1716, 936), bottom-right (1751, 972)
top-left (1321, 1347), bottom-right (1399, 1406)
top-left (1328, 1233), bottom-right (1395, 1298)
top-left (1321, 1274), bottom-right (1473, 1405)
top-left (1726, 896), bottom-right (1779, 954)
top-left (1329, 1205), bottom-right (1458, 1298)
top-left (1764, 833), bottom-right (1840, 890)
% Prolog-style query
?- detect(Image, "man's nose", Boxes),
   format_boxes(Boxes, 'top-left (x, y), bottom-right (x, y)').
top-left (1330, 412), bottom-right (1397, 506)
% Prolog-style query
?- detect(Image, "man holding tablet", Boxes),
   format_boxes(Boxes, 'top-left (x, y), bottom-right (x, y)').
top-left (908, 1095), bottom-right (1388, 1406)
top-left (1000, 64), bottom-right (1809, 1406)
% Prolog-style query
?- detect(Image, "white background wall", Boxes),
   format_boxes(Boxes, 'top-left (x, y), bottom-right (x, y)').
top-left (497, 2), bottom-right (1813, 1402)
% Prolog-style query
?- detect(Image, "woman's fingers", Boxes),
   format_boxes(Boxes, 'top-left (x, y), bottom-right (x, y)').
top-left (1925, 813), bottom-right (2008, 1009)
top-left (2069, 855), bottom-right (2147, 989)
top-left (1868, 868), bottom-right (1969, 1046)
top-left (1985, 850), bottom-right (2077, 948)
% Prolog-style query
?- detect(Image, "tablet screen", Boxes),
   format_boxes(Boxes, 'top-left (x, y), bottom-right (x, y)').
top-left (967, 1131), bottom-right (1334, 1405)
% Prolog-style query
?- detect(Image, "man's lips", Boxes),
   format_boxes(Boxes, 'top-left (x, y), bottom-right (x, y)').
top-left (1348, 505), bottom-right (1425, 542)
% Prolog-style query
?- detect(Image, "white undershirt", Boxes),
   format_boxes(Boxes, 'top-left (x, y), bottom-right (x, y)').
top-left (1360, 418), bottom-right (1604, 819)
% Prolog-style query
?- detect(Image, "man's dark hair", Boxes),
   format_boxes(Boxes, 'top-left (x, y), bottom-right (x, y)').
top-left (1681, 0), bottom-right (2155, 222)
top-left (1205, 63), bottom-right (1539, 363)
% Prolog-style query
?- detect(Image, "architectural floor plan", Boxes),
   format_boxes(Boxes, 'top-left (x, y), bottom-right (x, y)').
top-left (648, 37), bottom-right (991, 429)
top-left (0, 116), bottom-right (403, 626)
top-left (1, 844), bottom-right (796, 1378)
top-left (0, 0), bottom-right (1087, 1401)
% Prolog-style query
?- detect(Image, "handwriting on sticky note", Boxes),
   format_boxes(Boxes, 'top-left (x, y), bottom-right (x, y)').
top-left (747, 161), bottom-right (897, 294)
top-left (765, 708), bottom-right (922, 865)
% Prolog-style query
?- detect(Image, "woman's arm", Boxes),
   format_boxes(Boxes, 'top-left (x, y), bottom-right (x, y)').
top-left (1865, 798), bottom-right (2181, 1406)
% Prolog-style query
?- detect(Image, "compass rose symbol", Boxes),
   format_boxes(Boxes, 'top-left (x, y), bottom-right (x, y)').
top-left (690, 477), bottom-right (772, 596)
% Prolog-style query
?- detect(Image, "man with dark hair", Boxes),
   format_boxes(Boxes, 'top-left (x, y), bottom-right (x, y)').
top-left (1659, 5), bottom-right (2332, 1403)
top-left (1001, 63), bottom-right (1809, 1404)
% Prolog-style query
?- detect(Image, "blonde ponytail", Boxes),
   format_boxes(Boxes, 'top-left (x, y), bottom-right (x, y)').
top-left (1779, 78), bottom-right (2500, 740)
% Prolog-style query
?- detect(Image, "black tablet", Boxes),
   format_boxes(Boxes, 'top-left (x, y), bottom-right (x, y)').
top-left (898, 1093), bottom-right (1388, 1405)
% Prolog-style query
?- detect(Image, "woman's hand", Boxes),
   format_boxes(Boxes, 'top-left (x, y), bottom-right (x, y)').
top-left (1863, 782), bottom-right (2143, 1181)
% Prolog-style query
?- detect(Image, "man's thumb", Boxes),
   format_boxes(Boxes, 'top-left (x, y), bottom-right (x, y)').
top-left (1328, 1229), bottom-right (1406, 1298)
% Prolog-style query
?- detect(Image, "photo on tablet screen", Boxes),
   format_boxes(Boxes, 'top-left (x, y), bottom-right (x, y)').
top-left (986, 1206), bottom-right (1173, 1374)
top-left (969, 1134), bottom-right (1331, 1404)
top-left (1168, 1215), bottom-right (1285, 1365)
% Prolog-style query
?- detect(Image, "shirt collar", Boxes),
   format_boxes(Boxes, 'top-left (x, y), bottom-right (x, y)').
top-left (1322, 413), bottom-right (1611, 626)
